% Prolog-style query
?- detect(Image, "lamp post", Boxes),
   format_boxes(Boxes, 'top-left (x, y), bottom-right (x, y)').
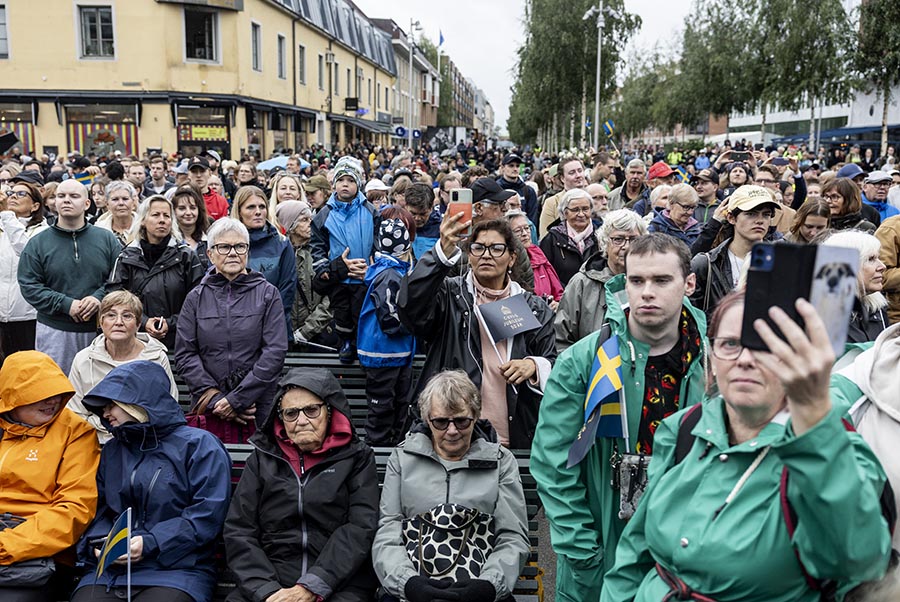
top-left (584, 2), bottom-right (620, 150)
top-left (408, 19), bottom-right (421, 152)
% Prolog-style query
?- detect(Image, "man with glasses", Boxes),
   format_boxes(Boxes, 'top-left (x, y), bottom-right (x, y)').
top-left (862, 171), bottom-right (900, 223)
top-left (17, 179), bottom-right (121, 373)
top-left (690, 186), bottom-right (780, 315)
top-left (586, 183), bottom-right (609, 222)
top-left (607, 158), bottom-right (649, 212)
top-left (554, 209), bottom-right (647, 351)
top-left (533, 233), bottom-right (707, 602)
top-left (753, 164), bottom-right (796, 233)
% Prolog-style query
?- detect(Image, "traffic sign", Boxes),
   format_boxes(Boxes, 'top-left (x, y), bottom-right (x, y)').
top-left (412, 129), bottom-right (421, 139)
top-left (395, 126), bottom-right (407, 137)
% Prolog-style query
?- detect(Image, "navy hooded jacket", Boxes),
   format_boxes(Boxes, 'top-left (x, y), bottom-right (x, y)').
top-left (74, 361), bottom-right (231, 601)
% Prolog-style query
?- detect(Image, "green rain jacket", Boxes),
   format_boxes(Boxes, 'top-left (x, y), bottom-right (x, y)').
top-left (601, 398), bottom-right (892, 602)
top-left (530, 273), bottom-right (708, 602)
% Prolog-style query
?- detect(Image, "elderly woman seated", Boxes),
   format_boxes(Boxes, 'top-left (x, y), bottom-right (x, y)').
top-left (224, 368), bottom-right (379, 602)
top-left (372, 370), bottom-right (530, 602)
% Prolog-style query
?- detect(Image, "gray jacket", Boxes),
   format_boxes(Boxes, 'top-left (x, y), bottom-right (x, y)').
top-left (554, 251), bottom-right (614, 352)
top-left (372, 425), bottom-right (530, 600)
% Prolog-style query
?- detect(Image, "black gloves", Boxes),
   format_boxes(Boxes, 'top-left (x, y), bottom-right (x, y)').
top-left (449, 578), bottom-right (496, 602)
top-left (404, 576), bottom-right (459, 602)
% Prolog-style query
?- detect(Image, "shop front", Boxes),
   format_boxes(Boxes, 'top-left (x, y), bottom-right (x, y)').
top-left (176, 105), bottom-right (231, 158)
top-left (65, 103), bottom-right (139, 157)
top-left (0, 103), bottom-right (36, 157)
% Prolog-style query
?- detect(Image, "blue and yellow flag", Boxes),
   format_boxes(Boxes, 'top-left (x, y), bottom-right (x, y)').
top-left (674, 165), bottom-right (689, 183)
top-left (567, 334), bottom-right (625, 467)
top-left (96, 508), bottom-right (131, 579)
top-left (602, 120), bottom-right (616, 137)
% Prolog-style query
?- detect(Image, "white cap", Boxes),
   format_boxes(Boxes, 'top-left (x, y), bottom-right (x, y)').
top-left (365, 179), bottom-right (389, 193)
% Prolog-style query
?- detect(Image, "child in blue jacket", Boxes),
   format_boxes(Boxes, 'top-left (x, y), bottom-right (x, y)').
top-left (357, 209), bottom-right (416, 446)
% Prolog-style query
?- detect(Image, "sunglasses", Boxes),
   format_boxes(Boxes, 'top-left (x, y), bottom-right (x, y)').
top-left (428, 416), bottom-right (474, 431)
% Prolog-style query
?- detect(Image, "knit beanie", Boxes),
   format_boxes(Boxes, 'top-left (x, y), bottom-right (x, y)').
top-left (331, 156), bottom-right (363, 189)
top-left (275, 200), bottom-right (312, 233)
top-left (377, 218), bottom-right (411, 258)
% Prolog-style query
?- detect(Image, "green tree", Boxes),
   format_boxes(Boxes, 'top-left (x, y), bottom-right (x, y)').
top-left (854, 0), bottom-right (900, 156)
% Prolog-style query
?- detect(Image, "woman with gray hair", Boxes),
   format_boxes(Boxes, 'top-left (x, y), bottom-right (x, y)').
top-left (539, 188), bottom-right (599, 286)
top-left (554, 209), bottom-right (647, 351)
top-left (825, 230), bottom-right (889, 343)
top-left (372, 369), bottom-right (530, 602)
top-left (508, 209), bottom-right (563, 309)
top-left (175, 217), bottom-right (288, 443)
top-left (107, 195), bottom-right (204, 349)
top-left (96, 180), bottom-right (138, 246)
top-left (647, 183), bottom-right (702, 246)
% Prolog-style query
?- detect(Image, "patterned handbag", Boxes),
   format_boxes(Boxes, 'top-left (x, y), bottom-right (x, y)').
top-left (402, 503), bottom-right (496, 580)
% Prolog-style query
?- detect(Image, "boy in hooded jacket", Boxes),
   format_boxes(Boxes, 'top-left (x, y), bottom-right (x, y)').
top-left (357, 212), bottom-right (416, 446)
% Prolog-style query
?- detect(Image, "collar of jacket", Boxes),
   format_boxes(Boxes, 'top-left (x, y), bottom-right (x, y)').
top-left (325, 191), bottom-right (367, 212)
top-left (650, 208), bottom-right (700, 233)
top-left (691, 395), bottom-right (791, 452)
top-left (579, 251), bottom-right (615, 282)
top-left (50, 220), bottom-right (92, 236)
top-left (402, 425), bottom-right (500, 466)
top-left (464, 269), bottom-right (524, 298)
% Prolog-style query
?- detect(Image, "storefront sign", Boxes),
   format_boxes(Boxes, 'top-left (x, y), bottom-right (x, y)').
top-left (178, 124), bottom-right (229, 141)
top-left (156, 0), bottom-right (243, 10)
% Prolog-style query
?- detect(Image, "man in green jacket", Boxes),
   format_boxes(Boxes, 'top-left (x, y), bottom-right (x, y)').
top-left (17, 179), bottom-right (120, 373)
top-left (531, 233), bottom-right (708, 602)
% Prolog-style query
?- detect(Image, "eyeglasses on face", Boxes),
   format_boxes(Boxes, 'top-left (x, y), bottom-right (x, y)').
top-left (674, 201), bottom-right (698, 211)
top-left (608, 235), bottom-right (639, 247)
top-left (755, 178), bottom-right (777, 185)
top-left (278, 404), bottom-right (325, 422)
top-left (565, 206), bottom-right (591, 215)
top-left (468, 242), bottom-right (508, 258)
top-left (211, 243), bottom-right (250, 255)
top-left (100, 311), bottom-right (137, 323)
top-left (711, 337), bottom-right (745, 360)
top-left (429, 416), bottom-right (475, 431)
top-left (8, 190), bottom-right (31, 198)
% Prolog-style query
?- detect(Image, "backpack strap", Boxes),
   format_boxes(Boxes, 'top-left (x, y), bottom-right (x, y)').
top-left (673, 404), bottom-right (704, 466)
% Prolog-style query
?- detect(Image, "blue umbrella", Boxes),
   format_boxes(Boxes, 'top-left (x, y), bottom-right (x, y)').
top-left (256, 156), bottom-right (311, 171)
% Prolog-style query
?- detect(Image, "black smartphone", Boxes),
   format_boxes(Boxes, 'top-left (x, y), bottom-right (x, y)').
top-left (741, 242), bottom-right (858, 356)
top-left (772, 157), bottom-right (790, 166)
top-left (88, 537), bottom-right (107, 549)
top-left (731, 151), bottom-right (751, 162)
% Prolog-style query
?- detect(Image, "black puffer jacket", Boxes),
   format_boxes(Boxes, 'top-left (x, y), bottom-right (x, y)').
top-left (399, 248), bottom-right (557, 449)
top-left (539, 223), bottom-right (599, 287)
top-left (108, 237), bottom-right (205, 349)
top-left (224, 368), bottom-right (379, 602)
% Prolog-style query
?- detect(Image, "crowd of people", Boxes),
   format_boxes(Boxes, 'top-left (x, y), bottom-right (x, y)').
top-left (1, 136), bottom-right (900, 601)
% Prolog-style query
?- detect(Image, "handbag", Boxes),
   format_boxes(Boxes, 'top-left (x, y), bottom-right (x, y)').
top-left (0, 515), bottom-right (55, 587)
top-left (401, 503), bottom-right (496, 581)
top-left (185, 368), bottom-right (255, 444)
top-left (612, 453), bottom-right (652, 520)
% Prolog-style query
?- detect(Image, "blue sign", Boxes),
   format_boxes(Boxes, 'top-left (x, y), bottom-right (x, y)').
top-left (395, 126), bottom-right (407, 137)
top-left (412, 129), bottom-right (421, 139)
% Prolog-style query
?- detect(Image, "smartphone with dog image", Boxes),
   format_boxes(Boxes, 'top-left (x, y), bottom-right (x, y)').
top-left (741, 242), bottom-right (858, 356)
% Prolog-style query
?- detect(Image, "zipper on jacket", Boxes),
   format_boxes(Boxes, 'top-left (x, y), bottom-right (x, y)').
top-left (142, 468), bottom-right (162, 530)
top-left (444, 469), bottom-right (451, 503)
top-left (72, 231), bottom-right (80, 261)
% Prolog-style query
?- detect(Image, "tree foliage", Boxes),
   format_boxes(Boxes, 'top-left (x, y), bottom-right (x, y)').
top-left (508, 0), bottom-right (641, 143)
top-left (853, 0), bottom-right (900, 154)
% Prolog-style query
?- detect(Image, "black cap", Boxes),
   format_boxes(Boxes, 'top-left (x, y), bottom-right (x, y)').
top-left (393, 168), bottom-right (413, 181)
top-left (188, 155), bottom-right (210, 171)
top-left (502, 153), bottom-right (523, 166)
top-left (470, 178), bottom-right (517, 204)
top-left (10, 170), bottom-right (44, 186)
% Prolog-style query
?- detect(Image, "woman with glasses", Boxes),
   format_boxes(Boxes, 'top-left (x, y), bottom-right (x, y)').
top-left (107, 195), bottom-right (205, 350)
top-left (602, 290), bottom-right (893, 602)
top-left (822, 178), bottom-right (877, 234)
top-left (175, 218), bottom-right (288, 443)
top-left (399, 215), bottom-right (556, 448)
top-left (373, 370), bottom-right (529, 602)
top-left (508, 210), bottom-right (562, 310)
top-left (539, 188), bottom-right (599, 286)
top-left (68, 290), bottom-right (178, 443)
top-left (225, 368), bottom-right (380, 602)
top-left (0, 179), bottom-right (48, 354)
top-left (648, 183), bottom-right (703, 246)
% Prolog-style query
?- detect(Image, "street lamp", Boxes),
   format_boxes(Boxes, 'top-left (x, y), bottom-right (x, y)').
top-left (583, 2), bottom-right (621, 150)
top-left (408, 19), bottom-right (421, 151)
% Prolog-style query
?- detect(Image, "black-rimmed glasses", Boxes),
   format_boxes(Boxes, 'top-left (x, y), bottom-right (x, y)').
top-left (429, 416), bottom-right (475, 431)
top-left (278, 404), bottom-right (326, 422)
top-left (468, 242), bottom-right (508, 258)
top-left (211, 243), bottom-right (250, 255)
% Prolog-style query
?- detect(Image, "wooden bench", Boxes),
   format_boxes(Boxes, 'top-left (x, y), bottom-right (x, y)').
top-left (215, 444), bottom-right (541, 602)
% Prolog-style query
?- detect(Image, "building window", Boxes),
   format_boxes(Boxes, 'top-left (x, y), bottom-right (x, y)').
top-left (386, 87), bottom-right (390, 111)
top-left (317, 54), bottom-right (324, 90)
top-left (333, 63), bottom-right (339, 95)
top-left (79, 5), bottom-right (115, 58)
top-left (184, 7), bottom-right (217, 62)
top-left (377, 82), bottom-right (381, 109)
top-left (368, 78), bottom-right (372, 105)
top-left (298, 45), bottom-right (306, 85)
top-left (251, 22), bottom-right (261, 71)
top-left (346, 68), bottom-right (351, 98)
top-left (277, 34), bottom-right (286, 79)
top-left (0, 5), bottom-right (8, 59)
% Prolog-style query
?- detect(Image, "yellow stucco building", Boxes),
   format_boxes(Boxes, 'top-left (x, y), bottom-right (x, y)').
top-left (0, 0), bottom-right (397, 160)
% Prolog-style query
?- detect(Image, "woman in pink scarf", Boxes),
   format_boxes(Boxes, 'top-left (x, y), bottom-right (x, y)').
top-left (539, 188), bottom-right (599, 286)
top-left (508, 210), bottom-right (563, 310)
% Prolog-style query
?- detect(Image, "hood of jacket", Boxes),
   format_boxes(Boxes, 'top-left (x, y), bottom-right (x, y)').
top-left (0, 351), bottom-right (75, 428)
top-left (200, 265), bottom-right (269, 290)
top-left (579, 251), bottom-right (615, 283)
top-left (365, 253), bottom-right (409, 287)
top-left (649, 208), bottom-right (701, 236)
top-left (81, 361), bottom-right (185, 443)
top-left (837, 322), bottom-right (900, 421)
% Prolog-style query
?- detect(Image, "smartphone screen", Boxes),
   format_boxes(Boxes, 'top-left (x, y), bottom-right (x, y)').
top-left (731, 151), bottom-right (750, 162)
top-left (771, 157), bottom-right (790, 166)
top-left (447, 188), bottom-right (473, 237)
top-left (741, 243), bottom-right (858, 356)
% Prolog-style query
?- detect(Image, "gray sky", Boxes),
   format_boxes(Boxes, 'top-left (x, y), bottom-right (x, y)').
top-left (352, 0), bottom-right (693, 135)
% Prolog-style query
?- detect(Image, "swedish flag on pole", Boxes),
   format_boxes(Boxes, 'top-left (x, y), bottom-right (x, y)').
top-left (602, 120), bottom-right (616, 137)
top-left (96, 508), bottom-right (132, 598)
top-left (567, 333), bottom-right (627, 468)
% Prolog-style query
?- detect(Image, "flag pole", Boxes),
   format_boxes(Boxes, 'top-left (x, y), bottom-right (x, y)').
top-left (618, 386), bottom-right (629, 452)
top-left (473, 304), bottom-right (518, 395)
top-left (126, 507), bottom-right (132, 602)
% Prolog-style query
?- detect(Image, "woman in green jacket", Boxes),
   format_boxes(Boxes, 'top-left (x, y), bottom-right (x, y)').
top-left (601, 290), bottom-right (893, 602)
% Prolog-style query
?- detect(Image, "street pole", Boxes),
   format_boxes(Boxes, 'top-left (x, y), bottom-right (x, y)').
top-left (408, 19), bottom-right (418, 152)
top-left (592, 0), bottom-right (603, 151)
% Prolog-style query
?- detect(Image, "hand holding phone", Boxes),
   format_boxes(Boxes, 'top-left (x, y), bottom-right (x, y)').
top-left (446, 188), bottom-right (473, 238)
top-left (731, 151), bottom-right (751, 162)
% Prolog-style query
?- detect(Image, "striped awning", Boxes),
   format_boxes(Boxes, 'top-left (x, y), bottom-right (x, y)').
top-left (0, 122), bottom-right (35, 155)
top-left (67, 122), bottom-right (139, 156)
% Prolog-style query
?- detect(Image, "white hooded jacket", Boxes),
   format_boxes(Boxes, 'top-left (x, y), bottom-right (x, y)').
top-left (0, 211), bottom-right (47, 322)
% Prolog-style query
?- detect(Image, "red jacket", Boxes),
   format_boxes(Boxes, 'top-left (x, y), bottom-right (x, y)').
top-left (526, 244), bottom-right (564, 301)
top-left (203, 189), bottom-right (230, 221)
